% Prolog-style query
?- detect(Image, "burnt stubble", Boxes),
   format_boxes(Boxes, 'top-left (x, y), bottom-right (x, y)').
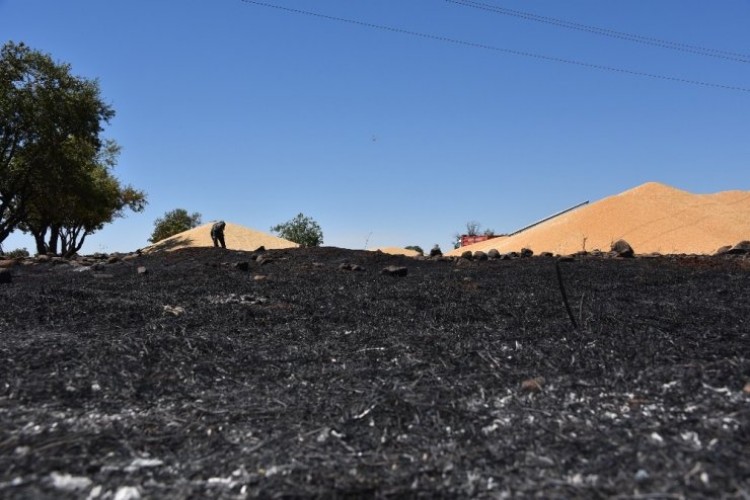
top-left (1, 247), bottom-right (749, 498)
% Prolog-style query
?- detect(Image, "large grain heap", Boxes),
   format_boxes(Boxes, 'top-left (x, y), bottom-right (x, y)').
top-left (448, 182), bottom-right (750, 256)
top-left (144, 222), bottom-right (298, 252)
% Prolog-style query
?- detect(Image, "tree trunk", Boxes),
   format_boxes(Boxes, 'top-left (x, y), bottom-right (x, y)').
top-left (47, 224), bottom-right (60, 255)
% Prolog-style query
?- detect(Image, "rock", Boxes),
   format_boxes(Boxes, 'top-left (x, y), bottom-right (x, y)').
top-left (715, 245), bottom-right (732, 255)
top-left (163, 305), bottom-right (185, 316)
top-left (539, 252), bottom-right (554, 258)
top-left (743, 381), bottom-right (750, 394)
top-left (461, 251), bottom-right (473, 260)
top-left (558, 255), bottom-right (575, 262)
top-left (381, 265), bottom-right (408, 277)
top-left (726, 241), bottom-right (750, 255)
top-left (257, 257), bottom-right (273, 266)
top-left (0, 269), bottom-right (12, 284)
top-left (137, 266), bottom-right (148, 275)
top-left (611, 239), bottom-right (635, 258)
top-left (610, 240), bottom-right (635, 258)
top-left (521, 377), bottom-right (545, 392)
top-left (520, 248), bottom-right (533, 258)
top-left (107, 255), bottom-right (120, 264)
top-left (487, 249), bottom-right (500, 259)
top-left (339, 263), bottom-right (365, 272)
top-left (49, 472), bottom-right (92, 492)
top-left (473, 251), bottom-right (488, 261)
top-left (114, 486), bottom-right (141, 500)
top-left (0, 259), bottom-right (17, 269)
top-left (253, 275), bottom-right (268, 282)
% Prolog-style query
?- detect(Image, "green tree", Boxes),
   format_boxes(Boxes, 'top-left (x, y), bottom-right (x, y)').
top-left (20, 138), bottom-right (146, 255)
top-left (0, 41), bottom-right (139, 250)
top-left (271, 213), bottom-right (323, 247)
top-left (149, 209), bottom-right (202, 243)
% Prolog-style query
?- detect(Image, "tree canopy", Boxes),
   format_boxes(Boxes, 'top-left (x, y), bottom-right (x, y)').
top-left (0, 41), bottom-right (145, 254)
top-left (149, 209), bottom-right (202, 243)
top-left (271, 213), bottom-right (323, 247)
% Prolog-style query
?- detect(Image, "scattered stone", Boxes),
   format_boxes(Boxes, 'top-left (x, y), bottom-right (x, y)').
top-left (487, 249), bottom-right (500, 259)
top-left (254, 246), bottom-right (266, 253)
top-left (312, 262), bottom-right (325, 268)
top-left (137, 266), bottom-right (148, 275)
top-left (743, 382), bottom-right (750, 394)
top-left (634, 469), bottom-right (650, 482)
top-left (381, 266), bottom-right (408, 277)
top-left (163, 305), bottom-right (185, 316)
top-left (253, 275), bottom-right (268, 282)
top-left (715, 245), bottom-right (732, 255)
top-left (0, 269), bottom-right (11, 284)
top-left (257, 257), bottom-right (273, 266)
top-left (125, 458), bottom-right (164, 472)
top-left (0, 259), bottom-right (17, 269)
top-left (539, 252), bottom-right (554, 258)
top-left (520, 248), bottom-right (534, 258)
top-left (107, 256), bottom-right (120, 264)
top-left (36, 255), bottom-right (50, 263)
top-left (235, 262), bottom-right (250, 272)
top-left (558, 255), bottom-right (575, 262)
top-left (49, 472), bottom-right (92, 492)
top-left (473, 251), bottom-right (488, 261)
top-left (339, 263), bottom-right (365, 272)
top-left (726, 241), bottom-right (750, 255)
top-left (114, 486), bottom-right (141, 500)
top-left (611, 239), bottom-right (635, 258)
top-left (521, 377), bottom-right (545, 393)
top-left (208, 293), bottom-right (268, 305)
top-left (461, 251), bottom-right (473, 260)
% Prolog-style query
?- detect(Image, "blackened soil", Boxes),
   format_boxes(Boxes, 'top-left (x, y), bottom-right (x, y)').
top-left (1, 247), bottom-right (749, 498)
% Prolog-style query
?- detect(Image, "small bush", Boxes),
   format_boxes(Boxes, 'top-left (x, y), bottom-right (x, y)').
top-left (4, 248), bottom-right (30, 259)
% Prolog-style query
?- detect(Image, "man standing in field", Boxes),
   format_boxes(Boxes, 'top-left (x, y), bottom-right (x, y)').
top-left (211, 221), bottom-right (226, 248)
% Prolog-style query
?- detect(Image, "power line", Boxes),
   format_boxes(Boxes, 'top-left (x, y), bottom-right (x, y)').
top-left (238, 0), bottom-right (750, 93)
top-left (445, 0), bottom-right (750, 63)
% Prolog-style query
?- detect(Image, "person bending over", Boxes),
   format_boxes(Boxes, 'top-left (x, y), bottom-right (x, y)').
top-left (211, 220), bottom-right (226, 248)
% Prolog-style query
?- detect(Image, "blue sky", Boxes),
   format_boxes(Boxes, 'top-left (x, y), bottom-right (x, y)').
top-left (2, 0), bottom-right (749, 254)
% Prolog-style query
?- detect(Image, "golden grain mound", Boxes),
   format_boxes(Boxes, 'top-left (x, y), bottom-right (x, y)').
top-left (144, 222), bottom-right (298, 252)
top-left (447, 182), bottom-right (750, 256)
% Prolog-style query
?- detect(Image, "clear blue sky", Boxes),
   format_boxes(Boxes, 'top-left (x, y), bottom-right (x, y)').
top-left (2, 0), bottom-right (749, 254)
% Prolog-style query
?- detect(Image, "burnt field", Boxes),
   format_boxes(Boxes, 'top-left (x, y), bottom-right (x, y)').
top-left (1, 247), bottom-right (749, 499)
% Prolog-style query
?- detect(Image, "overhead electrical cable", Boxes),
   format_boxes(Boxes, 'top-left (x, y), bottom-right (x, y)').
top-left (445, 0), bottom-right (750, 63)
top-left (239, 0), bottom-right (750, 93)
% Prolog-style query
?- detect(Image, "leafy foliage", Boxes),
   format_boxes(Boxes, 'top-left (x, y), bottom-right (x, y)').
top-left (271, 213), bottom-right (323, 247)
top-left (149, 209), bottom-right (202, 243)
top-left (1, 41), bottom-right (146, 254)
top-left (2, 247), bottom-right (29, 258)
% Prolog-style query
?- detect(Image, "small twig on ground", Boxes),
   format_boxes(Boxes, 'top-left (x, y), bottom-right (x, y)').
top-left (555, 260), bottom-right (578, 330)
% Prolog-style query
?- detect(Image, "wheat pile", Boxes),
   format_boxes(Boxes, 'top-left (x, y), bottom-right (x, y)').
top-left (447, 182), bottom-right (750, 256)
top-left (144, 222), bottom-right (298, 252)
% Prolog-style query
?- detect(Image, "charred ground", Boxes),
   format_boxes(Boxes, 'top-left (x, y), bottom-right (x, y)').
top-left (1, 247), bottom-right (749, 498)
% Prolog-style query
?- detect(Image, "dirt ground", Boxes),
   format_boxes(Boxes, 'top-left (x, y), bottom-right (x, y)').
top-left (1, 247), bottom-right (749, 499)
